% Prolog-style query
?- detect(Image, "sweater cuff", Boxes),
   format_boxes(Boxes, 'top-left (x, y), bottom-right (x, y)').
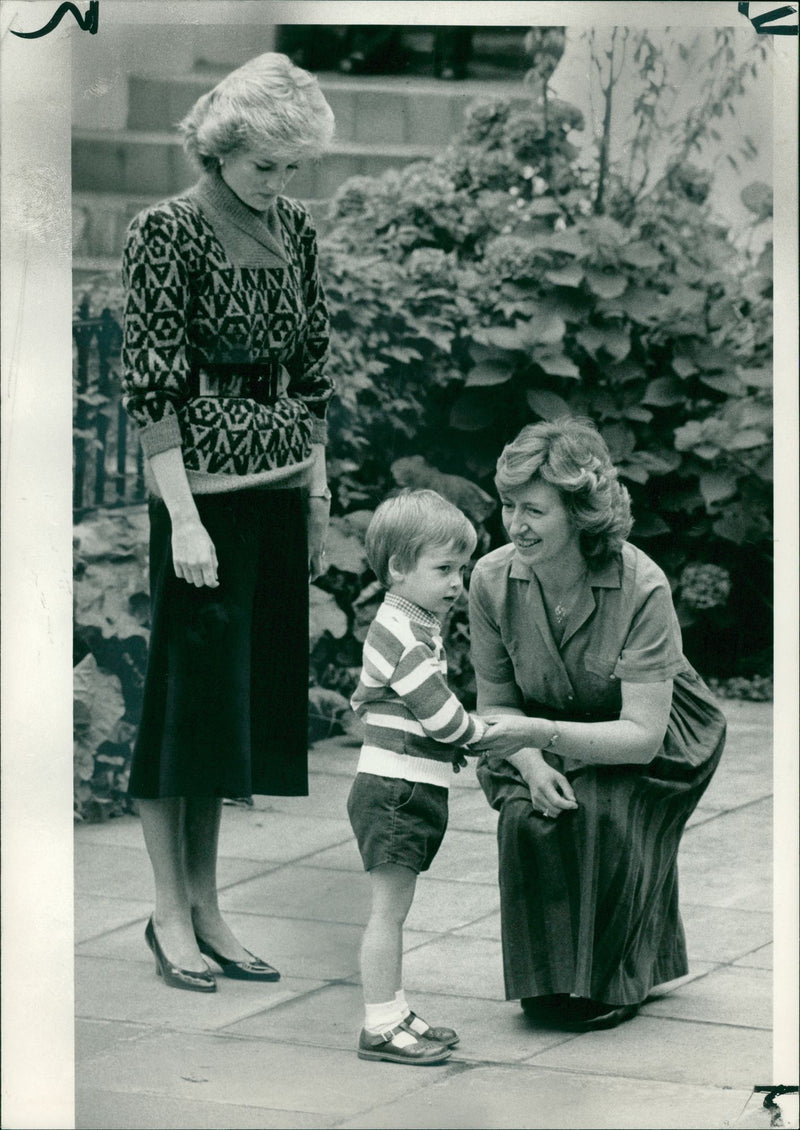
top-left (137, 414), bottom-right (183, 458)
top-left (464, 716), bottom-right (488, 744)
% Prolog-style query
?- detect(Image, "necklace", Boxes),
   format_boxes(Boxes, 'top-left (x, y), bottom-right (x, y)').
top-left (549, 569), bottom-right (589, 627)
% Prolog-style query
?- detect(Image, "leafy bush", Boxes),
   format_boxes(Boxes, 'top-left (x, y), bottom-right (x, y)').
top-left (319, 86), bottom-right (773, 685)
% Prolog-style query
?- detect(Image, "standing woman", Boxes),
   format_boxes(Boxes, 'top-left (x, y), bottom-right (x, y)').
top-left (471, 418), bottom-right (726, 1030)
top-left (121, 54), bottom-right (335, 991)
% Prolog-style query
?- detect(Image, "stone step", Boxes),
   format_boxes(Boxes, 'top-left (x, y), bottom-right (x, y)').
top-left (128, 72), bottom-right (529, 147)
top-left (72, 127), bottom-right (439, 199)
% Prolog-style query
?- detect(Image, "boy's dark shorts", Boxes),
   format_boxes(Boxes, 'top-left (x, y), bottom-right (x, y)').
top-left (347, 772), bottom-right (449, 874)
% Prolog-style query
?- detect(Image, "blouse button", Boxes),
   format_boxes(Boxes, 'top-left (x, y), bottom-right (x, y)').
top-left (567, 693), bottom-right (574, 701)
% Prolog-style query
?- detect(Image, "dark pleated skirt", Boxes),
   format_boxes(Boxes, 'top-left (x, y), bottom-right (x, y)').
top-left (477, 670), bottom-right (726, 1006)
top-left (128, 488), bottom-right (309, 799)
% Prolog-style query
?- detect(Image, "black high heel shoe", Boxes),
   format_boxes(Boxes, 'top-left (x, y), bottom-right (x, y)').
top-left (144, 917), bottom-right (216, 993)
top-left (195, 935), bottom-right (281, 982)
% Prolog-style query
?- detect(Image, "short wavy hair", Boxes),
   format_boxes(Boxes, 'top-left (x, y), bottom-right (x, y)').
top-left (365, 490), bottom-right (478, 588)
top-left (179, 52), bottom-right (335, 171)
top-left (494, 417), bottom-right (633, 564)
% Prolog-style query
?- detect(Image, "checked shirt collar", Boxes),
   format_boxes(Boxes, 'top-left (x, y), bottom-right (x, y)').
top-left (384, 592), bottom-right (442, 636)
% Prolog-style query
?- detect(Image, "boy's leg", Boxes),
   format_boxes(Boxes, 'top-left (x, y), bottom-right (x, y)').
top-left (358, 863), bottom-right (451, 1064)
top-left (361, 863), bottom-right (416, 1010)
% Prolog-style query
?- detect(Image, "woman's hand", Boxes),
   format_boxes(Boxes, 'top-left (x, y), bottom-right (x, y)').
top-left (510, 749), bottom-right (578, 818)
top-left (171, 517), bottom-right (219, 587)
top-left (307, 495), bottom-right (330, 580)
top-left (474, 715), bottom-right (536, 756)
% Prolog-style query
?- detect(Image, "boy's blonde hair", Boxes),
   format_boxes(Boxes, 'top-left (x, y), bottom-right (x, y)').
top-left (365, 489), bottom-right (478, 587)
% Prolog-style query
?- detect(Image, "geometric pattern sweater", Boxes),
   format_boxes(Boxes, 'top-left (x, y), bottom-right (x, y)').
top-left (121, 170), bottom-right (333, 494)
top-left (351, 594), bottom-right (487, 789)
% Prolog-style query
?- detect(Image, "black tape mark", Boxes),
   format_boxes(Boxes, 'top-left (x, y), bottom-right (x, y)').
top-left (738, 1), bottom-right (799, 33)
top-left (11, 1), bottom-right (99, 39)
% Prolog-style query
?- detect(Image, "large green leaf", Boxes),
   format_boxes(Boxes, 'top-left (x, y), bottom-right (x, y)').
top-left (585, 269), bottom-right (628, 300)
top-left (466, 359), bottom-right (514, 387)
top-left (309, 586), bottom-right (348, 643)
top-left (73, 654), bottom-right (126, 781)
top-left (631, 512), bottom-right (671, 537)
top-left (527, 389), bottom-right (572, 419)
top-left (737, 367), bottom-right (772, 389)
top-left (700, 373), bottom-right (746, 396)
top-left (728, 428), bottom-right (769, 449)
top-left (545, 264), bottom-right (584, 287)
top-left (600, 422), bottom-right (636, 460)
top-left (740, 181), bottom-right (772, 221)
top-left (535, 350), bottom-right (580, 378)
top-left (471, 325), bottom-right (526, 352)
top-left (699, 469), bottom-right (740, 506)
top-left (575, 327), bottom-right (605, 356)
top-left (642, 377), bottom-right (685, 407)
top-left (520, 314), bottom-right (566, 346)
top-left (619, 242), bottom-right (663, 269)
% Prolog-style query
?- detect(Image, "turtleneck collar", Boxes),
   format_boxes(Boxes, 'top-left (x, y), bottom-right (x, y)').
top-left (192, 168), bottom-right (287, 262)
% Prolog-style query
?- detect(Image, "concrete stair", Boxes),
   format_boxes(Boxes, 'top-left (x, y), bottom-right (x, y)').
top-left (73, 49), bottom-right (531, 272)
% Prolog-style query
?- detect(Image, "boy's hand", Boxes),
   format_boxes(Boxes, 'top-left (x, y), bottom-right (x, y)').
top-left (451, 751), bottom-right (469, 773)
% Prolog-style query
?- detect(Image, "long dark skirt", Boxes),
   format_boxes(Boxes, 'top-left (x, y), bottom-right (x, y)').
top-left (478, 680), bottom-right (726, 1006)
top-left (128, 488), bottom-right (309, 799)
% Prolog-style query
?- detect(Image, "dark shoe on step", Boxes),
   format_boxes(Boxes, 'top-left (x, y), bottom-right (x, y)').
top-left (195, 935), bottom-right (280, 982)
top-left (358, 1024), bottom-right (452, 1065)
top-left (401, 1009), bottom-right (459, 1047)
top-left (144, 917), bottom-right (216, 993)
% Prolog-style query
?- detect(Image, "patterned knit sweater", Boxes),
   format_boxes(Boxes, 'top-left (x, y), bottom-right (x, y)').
top-left (351, 594), bottom-right (487, 789)
top-left (121, 170), bottom-right (333, 494)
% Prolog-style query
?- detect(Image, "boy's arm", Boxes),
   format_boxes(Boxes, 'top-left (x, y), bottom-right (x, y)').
top-left (389, 641), bottom-right (486, 747)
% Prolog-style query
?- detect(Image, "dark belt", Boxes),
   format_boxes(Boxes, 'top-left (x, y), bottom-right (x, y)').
top-left (191, 361), bottom-right (283, 404)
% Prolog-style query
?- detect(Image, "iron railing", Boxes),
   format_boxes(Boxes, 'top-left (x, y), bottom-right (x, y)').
top-left (73, 298), bottom-right (145, 515)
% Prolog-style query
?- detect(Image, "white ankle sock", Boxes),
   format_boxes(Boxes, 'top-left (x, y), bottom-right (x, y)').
top-left (364, 998), bottom-right (404, 1034)
top-left (395, 989), bottom-right (430, 1034)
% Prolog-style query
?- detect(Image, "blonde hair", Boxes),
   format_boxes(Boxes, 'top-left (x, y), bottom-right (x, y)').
top-left (179, 52), bottom-right (335, 170)
top-left (365, 490), bottom-right (478, 587)
top-left (495, 417), bottom-right (633, 564)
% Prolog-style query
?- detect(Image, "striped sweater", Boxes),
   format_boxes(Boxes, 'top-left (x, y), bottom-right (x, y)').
top-left (350, 594), bottom-right (486, 788)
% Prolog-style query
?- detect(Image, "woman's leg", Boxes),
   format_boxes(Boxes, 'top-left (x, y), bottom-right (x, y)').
top-left (138, 797), bottom-right (206, 972)
top-left (361, 863), bottom-right (417, 1008)
top-left (184, 797), bottom-right (252, 962)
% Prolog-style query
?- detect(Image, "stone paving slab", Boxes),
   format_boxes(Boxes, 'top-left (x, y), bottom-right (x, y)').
top-left (526, 1014), bottom-right (771, 1089)
top-left (216, 809), bottom-right (355, 864)
top-left (333, 1065), bottom-right (754, 1130)
top-left (640, 964), bottom-right (772, 1029)
top-left (76, 894), bottom-right (156, 944)
top-left (251, 771), bottom-right (355, 818)
top-left (76, 1089), bottom-right (331, 1130)
top-left (679, 801), bottom-right (772, 912)
top-left (77, 1030), bottom-right (461, 1118)
top-left (76, 954), bottom-right (327, 1030)
top-left (733, 943), bottom-right (772, 969)
top-left (76, 1017), bottom-right (153, 1062)
top-left (218, 865), bottom-right (499, 935)
top-left (401, 934), bottom-right (507, 1000)
top-left (75, 841), bottom-right (275, 902)
top-left (679, 904), bottom-right (773, 964)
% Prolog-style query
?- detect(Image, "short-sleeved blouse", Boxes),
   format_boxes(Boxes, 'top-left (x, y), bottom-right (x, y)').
top-left (469, 541), bottom-right (725, 770)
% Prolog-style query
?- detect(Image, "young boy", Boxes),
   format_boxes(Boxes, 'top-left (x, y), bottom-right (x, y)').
top-left (347, 489), bottom-right (487, 1065)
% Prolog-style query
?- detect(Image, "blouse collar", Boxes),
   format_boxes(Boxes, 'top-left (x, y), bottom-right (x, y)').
top-left (194, 168), bottom-right (287, 261)
top-left (509, 550), bottom-right (621, 589)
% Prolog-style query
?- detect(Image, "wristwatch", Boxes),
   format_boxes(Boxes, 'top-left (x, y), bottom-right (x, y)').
top-left (308, 485), bottom-right (332, 501)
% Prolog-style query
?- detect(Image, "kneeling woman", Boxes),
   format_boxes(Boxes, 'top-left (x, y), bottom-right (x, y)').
top-left (471, 418), bottom-right (726, 1030)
